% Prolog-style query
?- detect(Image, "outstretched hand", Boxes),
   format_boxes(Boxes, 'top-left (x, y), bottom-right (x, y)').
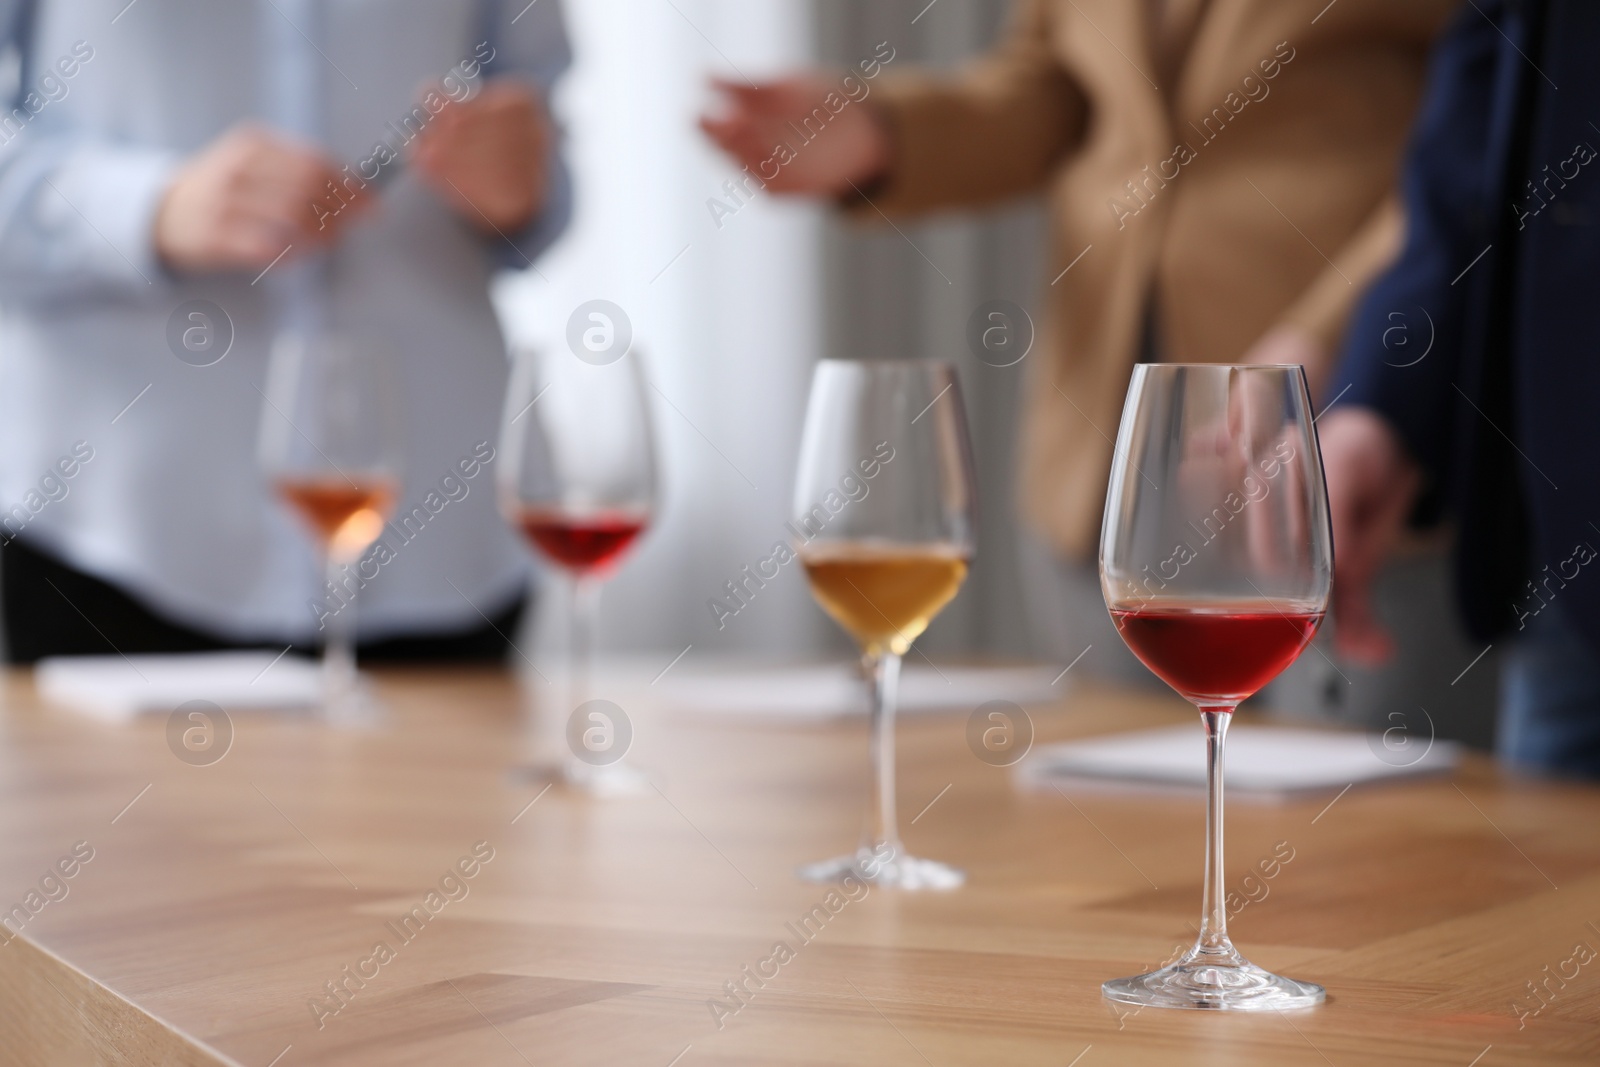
top-left (700, 75), bottom-right (890, 197)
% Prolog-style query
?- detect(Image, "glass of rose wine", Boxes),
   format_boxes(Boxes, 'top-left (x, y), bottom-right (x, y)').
top-left (499, 344), bottom-right (656, 794)
top-left (793, 359), bottom-right (975, 889)
top-left (259, 330), bottom-right (402, 724)
top-left (1100, 363), bottom-right (1332, 1010)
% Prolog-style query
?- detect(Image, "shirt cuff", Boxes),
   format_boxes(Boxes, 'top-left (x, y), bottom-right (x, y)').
top-left (41, 143), bottom-right (179, 294)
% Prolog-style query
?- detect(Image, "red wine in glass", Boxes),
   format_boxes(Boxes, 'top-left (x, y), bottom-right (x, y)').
top-left (517, 507), bottom-right (648, 574)
top-left (1109, 603), bottom-right (1322, 707)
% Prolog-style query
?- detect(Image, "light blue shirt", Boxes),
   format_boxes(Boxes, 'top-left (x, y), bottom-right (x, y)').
top-left (0, 0), bottom-right (570, 641)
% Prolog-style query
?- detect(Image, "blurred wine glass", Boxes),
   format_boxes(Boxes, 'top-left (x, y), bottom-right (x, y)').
top-left (1100, 363), bottom-right (1332, 1010)
top-left (499, 344), bottom-right (656, 795)
top-left (259, 330), bottom-right (402, 725)
top-left (793, 359), bottom-right (976, 889)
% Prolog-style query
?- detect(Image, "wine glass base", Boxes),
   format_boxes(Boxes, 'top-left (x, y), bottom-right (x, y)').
top-left (797, 846), bottom-right (965, 890)
top-left (513, 759), bottom-right (652, 798)
top-left (322, 682), bottom-right (385, 730)
top-left (1103, 949), bottom-right (1324, 1011)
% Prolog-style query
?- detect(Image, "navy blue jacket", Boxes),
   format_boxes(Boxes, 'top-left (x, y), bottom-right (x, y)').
top-left (1334, 0), bottom-right (1600, 651)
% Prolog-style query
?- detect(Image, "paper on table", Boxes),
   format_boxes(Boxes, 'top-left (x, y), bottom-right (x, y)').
top-left (1020, 724), bottom-right (1461, 800)
top-left (37, 651), bottom-right (321, 723)
top-left (659, 663), bottom-right (1065, 722)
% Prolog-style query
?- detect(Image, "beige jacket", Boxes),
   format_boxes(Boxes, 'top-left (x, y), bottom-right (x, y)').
top-left (861, 0), bottom-right (1457, 560)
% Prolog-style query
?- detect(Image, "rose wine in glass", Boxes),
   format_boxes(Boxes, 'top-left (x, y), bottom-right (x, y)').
top-left (1100, 363), bottom-right (1332, 1010)
top-left (259, 331), bottom-right (402, 724)
top-left (499, 346), bottom-right (656, 795)
top-left (276, 478), bottom-right (396, 558)
top-left (793, 360), bottom-right (976, 889)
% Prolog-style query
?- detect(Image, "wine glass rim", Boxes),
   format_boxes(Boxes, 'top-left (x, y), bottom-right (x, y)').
top-left (1133, 362), bottom-right (1305, 369)
top-left (815, 357), bottom-right (955, 367)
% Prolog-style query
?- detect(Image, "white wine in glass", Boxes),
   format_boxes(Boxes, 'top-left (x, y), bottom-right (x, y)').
top-left (793, 359), bottom-right (976, 889)
top-left (259, 330), bottom-right (402, 724)
top-left (1100, 363), bottom-right (1332, 1010)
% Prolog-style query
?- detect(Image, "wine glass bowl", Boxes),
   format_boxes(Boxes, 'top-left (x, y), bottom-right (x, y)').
top-left (1099, 363), bottom-right (1331, 1010)
top-left (1102, 365), bottom-right (1329, 610)
top-left (499, 345), bottom-right (657, 794)
top-left (792, 359), bottom-right (976, 890)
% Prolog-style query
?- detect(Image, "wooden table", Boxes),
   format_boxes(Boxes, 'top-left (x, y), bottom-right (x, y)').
top-left (0, 667), bottom-right (1596, 1066)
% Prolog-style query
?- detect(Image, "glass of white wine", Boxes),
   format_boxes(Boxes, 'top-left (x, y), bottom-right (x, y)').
top-left (793, 359), bottom-right (976, 889)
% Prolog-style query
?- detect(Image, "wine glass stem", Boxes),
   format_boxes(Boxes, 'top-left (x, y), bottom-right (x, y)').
top-left (1196, 707), bottom-right (1235, 957)
top-left (864, 651), bottom-right (903, 858)
top-left (323, 551), bottom-right (356, 705)
top-left (568, 576), bottom-right (599, 719)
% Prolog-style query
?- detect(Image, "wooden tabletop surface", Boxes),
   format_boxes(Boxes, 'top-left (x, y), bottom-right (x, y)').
top-left (0, 665), bottom-right (1596, 1066)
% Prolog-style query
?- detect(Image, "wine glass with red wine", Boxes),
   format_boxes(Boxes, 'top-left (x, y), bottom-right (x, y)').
top-left (499, 344), bottom-right (656, 794)
top-left (1100, 363), bottom-right (1332, 1011)
top-left (259, 330), bottom-right (403, 724)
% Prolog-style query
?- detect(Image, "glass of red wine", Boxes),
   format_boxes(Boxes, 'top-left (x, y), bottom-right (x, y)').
top-left (499, 344), bottom-right (656, 794)
top-left (259, 330), bottom-right (402, 726)
top-left (1100, 363), bottom-right (1332, 1011)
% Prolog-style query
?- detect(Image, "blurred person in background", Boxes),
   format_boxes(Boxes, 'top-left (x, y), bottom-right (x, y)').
top-left (0, 0), bottom-right (568, 662)
top-left (1323, 0), bottom-right (1600, 778)
top-left (702, 0), bottom-right (1460, 716)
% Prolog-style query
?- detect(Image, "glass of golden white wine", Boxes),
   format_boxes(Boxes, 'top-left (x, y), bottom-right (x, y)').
top-left (793, 359), bottom-right (976, 889)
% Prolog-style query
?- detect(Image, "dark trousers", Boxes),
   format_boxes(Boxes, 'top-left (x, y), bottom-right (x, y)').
top-left (1500, 599), bottom-right (1600, 781)
top-left (1, 537), bottom-right (525, 665)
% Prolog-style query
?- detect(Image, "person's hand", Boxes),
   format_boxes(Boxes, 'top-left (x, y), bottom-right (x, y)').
top-left (412, 81), bottom-right (552, 234)
top-left (700, 76), bottom-right (891, 197)
top-left (155, 123), bottom-right (360, 273)
top-left (1319, 407), bottom-right (1422, 665)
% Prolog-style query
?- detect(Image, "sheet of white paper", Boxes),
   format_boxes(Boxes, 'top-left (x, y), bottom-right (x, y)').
top-left (37, 652), bottom-right (321, 723)
top-left (1020, 724), bottom-right (1460, 799)
top-left (659, 663), bottom-right (1064, 721)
